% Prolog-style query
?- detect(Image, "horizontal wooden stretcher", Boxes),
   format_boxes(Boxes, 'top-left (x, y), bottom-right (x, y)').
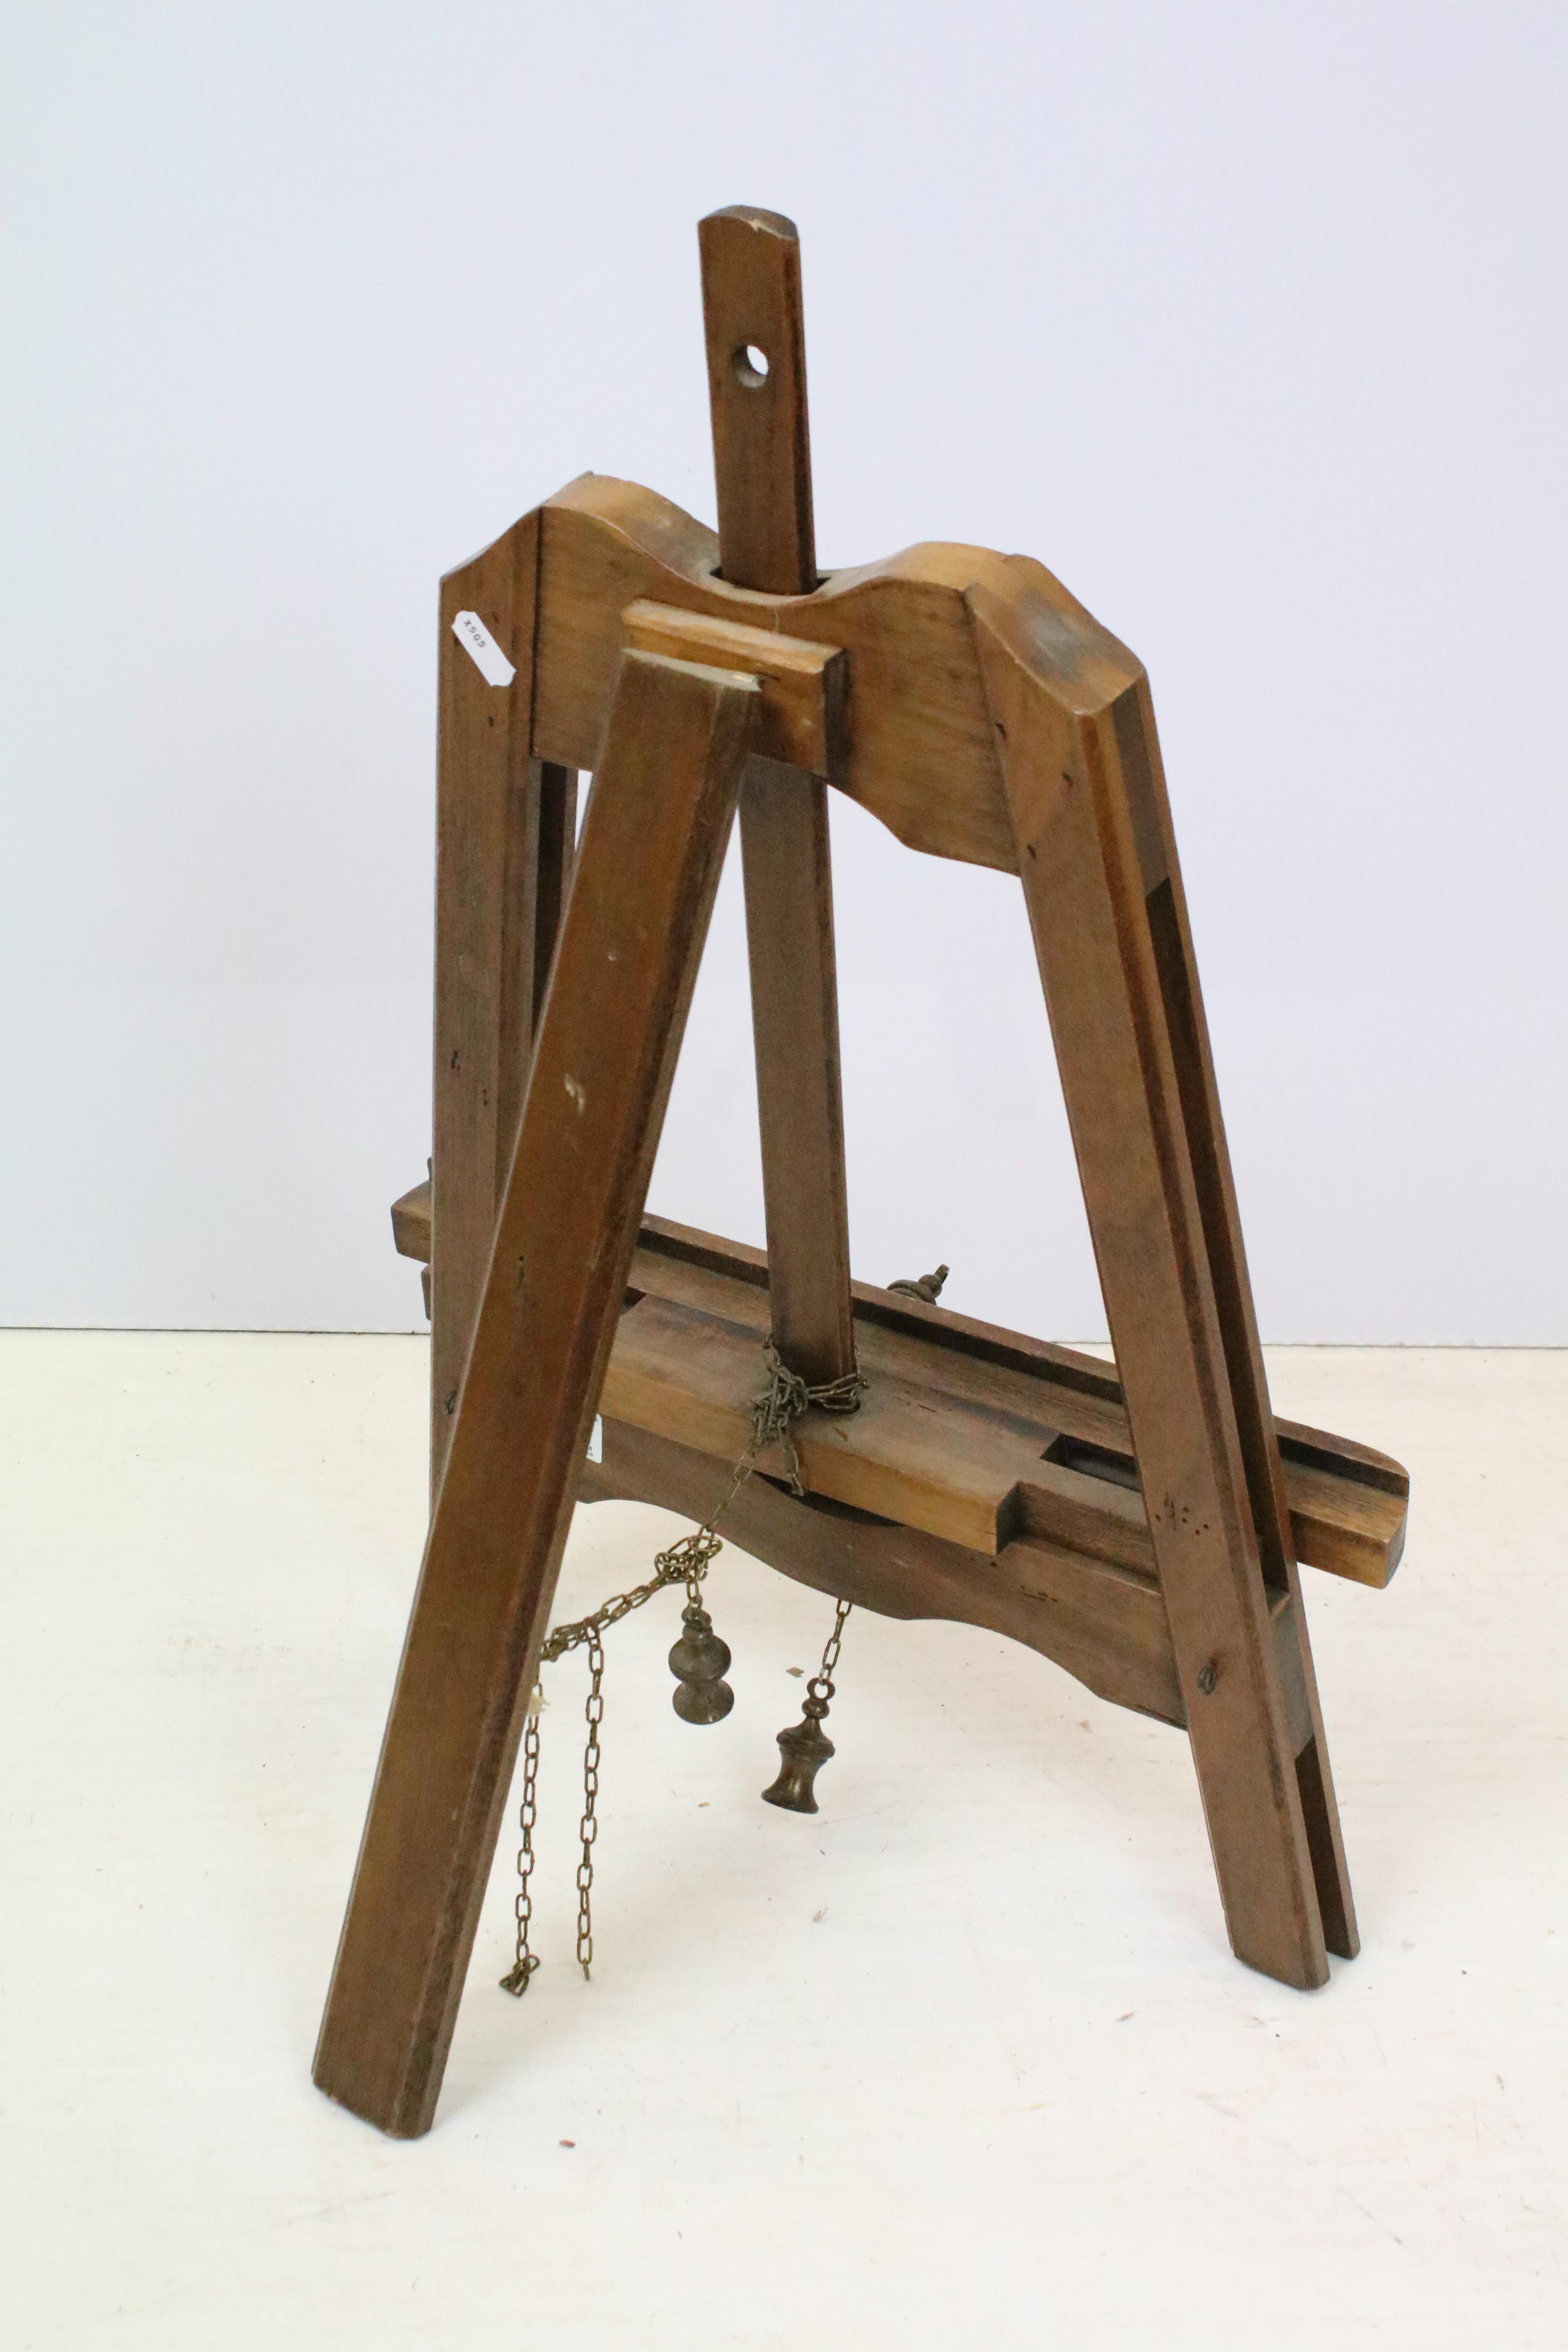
top-left (390, 1184), bottom-right (1406, 1735)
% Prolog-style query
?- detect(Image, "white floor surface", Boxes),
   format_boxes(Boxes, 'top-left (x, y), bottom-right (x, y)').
top-left (3, 1335), bottom-right (1563, 2347)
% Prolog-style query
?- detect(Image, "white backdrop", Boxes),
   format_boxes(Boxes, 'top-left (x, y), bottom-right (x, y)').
top-left (3, 1), bottom-right (1564, 1340)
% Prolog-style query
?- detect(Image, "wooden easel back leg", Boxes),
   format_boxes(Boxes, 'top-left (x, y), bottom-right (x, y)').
top-left (314, 649), bottom-right (760, 2137)
top-left (971, 588), bottom-right (1334, 1992)
top-left (431, 512), bottom-right (546, 1493)
top-left (1114, 679), bottom-right (1356, 1957)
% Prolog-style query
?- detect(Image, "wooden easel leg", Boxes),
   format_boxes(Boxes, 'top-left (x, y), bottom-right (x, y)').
top-left (974, 592), bottom-right (1347, 1990)
top-left (430, 512), bottom-right (567, 1495)
top-left (433, 745), bottom-right (573, 1487)
top-left (1123, 678), bottom-right (1356, 1956)
top-left (740, 762), bottom-right (856, 1383)
top-left (314, 649), bottom-right (759, 2136)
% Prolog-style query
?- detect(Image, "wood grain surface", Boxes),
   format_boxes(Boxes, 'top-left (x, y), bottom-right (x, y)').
top-left (972, 574), bottom-right (1351, 1988)
top-left (694, 206), bottom-right (857, 1387)
top-left (431, 513), bottom-right (544, 1488)
top-left (582, 1416), bottom-right (1185, 1730)
top-left (389, 1191), bottom-right (1407, 1592)
top-left (314, 649), bottom-right (759, 2136)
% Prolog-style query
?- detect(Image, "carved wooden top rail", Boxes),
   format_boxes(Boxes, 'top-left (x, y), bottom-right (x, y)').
top-left (515, 472), bottom-right (1141, 873)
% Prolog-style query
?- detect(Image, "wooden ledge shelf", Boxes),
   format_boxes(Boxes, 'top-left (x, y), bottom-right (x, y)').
top-left (389, 1183), bottom-right (1408, 1594)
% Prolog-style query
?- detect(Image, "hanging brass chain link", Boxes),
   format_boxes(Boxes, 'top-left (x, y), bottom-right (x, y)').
top-left (810, 1595), bottom-right (854, 1710)
top-left (575, 1634), bottom-right (605, 1975)
top-left (499, 1690), bottom-right (543, 1995)
top-left (500, 1338), bottom-right (869, 1997)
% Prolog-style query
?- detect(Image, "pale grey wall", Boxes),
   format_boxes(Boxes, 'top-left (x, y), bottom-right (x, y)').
top-left (3, 1), bottom-right (1564, 1339)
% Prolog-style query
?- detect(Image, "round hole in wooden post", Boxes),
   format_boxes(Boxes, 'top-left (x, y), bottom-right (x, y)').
top-left (732, 343), bottom-right (770, 388)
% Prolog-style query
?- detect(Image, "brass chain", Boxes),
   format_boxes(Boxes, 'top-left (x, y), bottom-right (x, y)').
top-left (500, 1340), bottom-right (868, 1997)
top-left (535, 1527), bottom-right (723, 1670)
top-left (809, 1595), bottom-right (853, 1713)
top-left (575, 1634), bottom-right (604, 1975)
top-left (499, 1690), bottom-right (543, 1996)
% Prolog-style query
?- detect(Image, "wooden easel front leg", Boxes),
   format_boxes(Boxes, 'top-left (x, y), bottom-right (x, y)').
top-left (973, 588), bottom-right (1343, 1992)
top-left (314, 649), bottom-right (759, 2137)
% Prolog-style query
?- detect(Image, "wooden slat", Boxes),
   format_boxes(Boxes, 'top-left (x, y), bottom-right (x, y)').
top-left (696, 205), bottom-right (856, 1388)
top-left (625, 1233), bottom-right (1406, 1588)
top-left (622, 601), bottom-right (846, 775)
top-left (390, 1177), bottom-right (431, 1263)
top-left (431, 514), bottom-right (543, 1490)
top-left (738, 762), bottom-right (857, 1383)
top-left (971, 580), bottom-right (1336, 1992)
top-left (581, 1416), bottom-right (1185, 1730)
top-left (387, 1189), bottom-right (1407, 1590)
top-left (314, 649), bottom-right (759, 2138)
top-left (697, 205), bottom-right (816, 595)
top-left (602, 1289), bottom-right (1031, 1555)
top-left (1116, 672), bottom-right (1356, 1956)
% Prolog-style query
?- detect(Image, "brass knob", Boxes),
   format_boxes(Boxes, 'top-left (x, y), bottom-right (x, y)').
top-left (762, 1678), bottom-right (836, 1812)
top-left (668, 1602), bottom-right (734, 1724)
top-left (888, 1263), bottom-right (949, 1305)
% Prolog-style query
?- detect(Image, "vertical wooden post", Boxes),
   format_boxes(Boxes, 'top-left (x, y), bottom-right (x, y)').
top-left (738, 759), bottom-right (855, 1383)
top-left (972, 584), bottom-right (1348, 1990)
top-left (1115, 678), bottom-right (1356, 1957)
top-left (315, 649), bottom-right (759, 2136)
top-left (431, 515), bottom-right (564, 1492)
top-left (699, 205), bottom-right (855, 1385)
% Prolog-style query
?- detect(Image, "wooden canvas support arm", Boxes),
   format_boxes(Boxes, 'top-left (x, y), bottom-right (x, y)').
top-left (699, 205), bottom-right (857, 1389)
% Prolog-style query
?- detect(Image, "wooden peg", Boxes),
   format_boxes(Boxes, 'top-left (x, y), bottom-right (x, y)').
top-left (698, 205), bottom-right (816, 595)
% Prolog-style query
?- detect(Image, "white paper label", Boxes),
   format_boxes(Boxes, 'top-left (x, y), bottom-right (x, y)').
top-left (587, 1414), bottom-right (603, 1464)
top-left (452, 609), bottom-right (516, 688)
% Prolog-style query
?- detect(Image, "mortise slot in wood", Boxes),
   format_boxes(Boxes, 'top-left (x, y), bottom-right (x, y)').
top-left (1044, 1432), bottom-right (1143, 1493)
top-left (1142, 859), bottom-right (1290, 1599)
top-left (698, 205), bottom-right (816, 597)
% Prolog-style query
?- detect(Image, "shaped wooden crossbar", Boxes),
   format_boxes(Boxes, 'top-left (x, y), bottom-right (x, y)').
top-left (316, 206), bottom-right (1409, 2138)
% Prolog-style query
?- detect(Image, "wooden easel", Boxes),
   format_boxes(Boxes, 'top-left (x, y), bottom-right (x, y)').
top-left (316, 207), bottom-right (1409, 2138)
